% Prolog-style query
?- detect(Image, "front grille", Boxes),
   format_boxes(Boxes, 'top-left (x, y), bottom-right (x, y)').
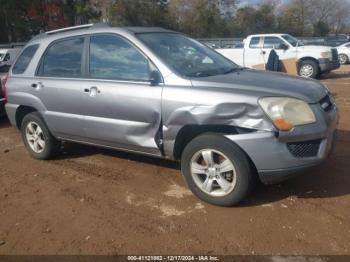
top-left (331, 48), bottom-right (338, 61)
top-left (319, 94), bottom-right (334, 112)
top-left (287, 140), bottom-right (321, 158)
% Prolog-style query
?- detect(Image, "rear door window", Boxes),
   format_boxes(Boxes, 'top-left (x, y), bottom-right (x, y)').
top-left (249, 37), bottom-right (261, 48)
top-left (39, 37), bottom-right (84, 78)
top-left (12, 45), bottom-right (39, 74)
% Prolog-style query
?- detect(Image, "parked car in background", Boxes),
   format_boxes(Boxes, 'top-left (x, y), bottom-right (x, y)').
top-left (205, 42), bottom-right (219, 49)
top-left (0, 48), bottom-right (21, 72)
top-left (325, 34), bottom-right (350, 47)
top-left (4, 25), bottom-right (337, 206)
top-left (336, 42), bottom-right (350, 64)
top-left (232, 42), bottom-right (244, 49)
top-left (217, 34), bottom-right (340, 78)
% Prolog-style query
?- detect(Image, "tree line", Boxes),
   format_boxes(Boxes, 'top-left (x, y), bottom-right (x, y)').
top-left (1, 0), bottom-right (350, 44)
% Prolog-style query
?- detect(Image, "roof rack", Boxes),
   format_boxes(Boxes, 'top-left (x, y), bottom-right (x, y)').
top-left (46, 24), bottom-right (93, 35)
top-left (45, 23), bottom-right (109, 35)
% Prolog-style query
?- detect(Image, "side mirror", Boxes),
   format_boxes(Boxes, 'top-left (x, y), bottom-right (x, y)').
top-left (149, 70), bottom-right (162, 86)
top-left (279, 43), bottom-right (289, 50)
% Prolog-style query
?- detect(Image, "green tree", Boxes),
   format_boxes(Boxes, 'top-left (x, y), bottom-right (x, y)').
top-left (230, 6), bottom-right (257, 36)
top-left (0, 0), bottom-right (36, 42)
top-left (313, 21), bottom-right (330, 37)
top-left (167, 0), bottom-right (230, 37)
top-left (255, 4), bottom-right (277, 33)
top-left (276, 0), bottom-right (313, 36)
top-left (229, 3), bottom-right (276, 37)
top-left (109, 0), bottom-right (167, 27)
top-left (62, 0), bottom-right (101, 25)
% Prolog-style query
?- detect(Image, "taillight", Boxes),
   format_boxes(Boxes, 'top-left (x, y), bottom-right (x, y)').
top-left (1, 75), bottom-right (8, 104)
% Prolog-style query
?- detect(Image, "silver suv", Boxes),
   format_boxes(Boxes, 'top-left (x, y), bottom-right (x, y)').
top-left (4, 24), bottom-right (337, 206)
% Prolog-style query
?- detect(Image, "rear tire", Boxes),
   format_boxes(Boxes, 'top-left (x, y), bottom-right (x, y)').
top-left (21, 112), bottom-right (60, 160)
top-left (339, 54), bottom-right (348, 65)
top-left (181, 134), bottom-right (255, 206)
top-left (299, 60), bottom-right (319, 78)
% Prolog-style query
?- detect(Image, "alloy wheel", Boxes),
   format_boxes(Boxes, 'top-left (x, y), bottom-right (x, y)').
top-left (25, 121), bottom-right (46, 153)
top-left (300, 64), bottom-right (314, 78)
top-left (190, 149), bottom-right (237, 197)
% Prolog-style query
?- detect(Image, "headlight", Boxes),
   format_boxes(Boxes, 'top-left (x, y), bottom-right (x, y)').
top-left (259, 97), bottom-right (316, 131)
top-left (320, 51), bottom-right (332, 59)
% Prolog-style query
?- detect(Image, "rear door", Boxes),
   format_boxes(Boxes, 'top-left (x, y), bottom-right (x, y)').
top-left (81, 34), bottom-right (163, 155)
top-left (35, 36), bottom-right (87, 139)
top-left (244, 37), bottom-right (265, 68)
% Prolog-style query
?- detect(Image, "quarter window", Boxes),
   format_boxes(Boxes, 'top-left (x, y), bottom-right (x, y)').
top-left (89, 34), bottom-right (150, 81)
top-left (12, 44), bottom-right (39, 74)
top-left (249, 37), bottom-right (261, 48)
top-left (263, 37), bottom-right (285, 49)
top-left (4, 53), bottom-right (10, 61)
top-left (40, 38), bottom-right (84, 77)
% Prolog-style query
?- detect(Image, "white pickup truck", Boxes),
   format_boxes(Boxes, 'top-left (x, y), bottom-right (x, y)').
top-left (217, 34), bottom-right (340, 78)
top-left (0, 48), bottom-right (21, 72)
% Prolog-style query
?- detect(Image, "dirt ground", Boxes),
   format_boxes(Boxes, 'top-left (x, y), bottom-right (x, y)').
top-left (0, 66), bottom-right (349, 256)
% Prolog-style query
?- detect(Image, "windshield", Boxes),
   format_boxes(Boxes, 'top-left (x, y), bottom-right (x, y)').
top-left (282, 34), bottom-right (304, 47)
top-left (137, 33), bottom-right (239, 77)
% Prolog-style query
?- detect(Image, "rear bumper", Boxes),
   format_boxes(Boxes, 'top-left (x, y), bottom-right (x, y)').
top-left (225, 104), bottom-right (338, 184)
top-left (318, 58), bottom-right (340, 73)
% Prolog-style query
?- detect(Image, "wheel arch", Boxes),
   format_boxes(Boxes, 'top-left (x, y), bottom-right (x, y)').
top-left (297, 57), bottom-right (320, 69)
top-left (15, 105), bottom-right (38, 129)
top-left (172, 124), bottom-right (258, 172)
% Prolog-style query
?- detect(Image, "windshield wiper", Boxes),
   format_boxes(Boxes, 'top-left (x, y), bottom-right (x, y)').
top-left (222, 67), bottom-right (243, 74)
top-left (186, 71), bottom-right (216, 77)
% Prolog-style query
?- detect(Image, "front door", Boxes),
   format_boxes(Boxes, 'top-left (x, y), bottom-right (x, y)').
top-left (82, 34), bottom-right (163, 156)
top-left (261, 36), bottom-right (294, 62)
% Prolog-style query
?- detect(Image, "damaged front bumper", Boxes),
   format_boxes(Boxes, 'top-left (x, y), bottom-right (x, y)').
top-left (225, 102), bottom-right (338, 184)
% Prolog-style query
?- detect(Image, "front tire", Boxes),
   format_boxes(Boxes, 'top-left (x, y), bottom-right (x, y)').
top-left (339, 54), bottom-right (348, 65)
top-left (181, 134), bottom-right (255, 206)
top-left (21, 112), bottom-right (60, 160)
top-left (299, 60), bottom-right (319, 78)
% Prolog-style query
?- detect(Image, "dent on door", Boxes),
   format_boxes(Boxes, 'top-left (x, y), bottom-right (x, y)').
top-left (81, 81), bottom-right (163, 156)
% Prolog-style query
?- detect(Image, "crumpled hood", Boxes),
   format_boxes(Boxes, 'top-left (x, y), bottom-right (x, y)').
top-left (190, 69), bottom-right (327, 103)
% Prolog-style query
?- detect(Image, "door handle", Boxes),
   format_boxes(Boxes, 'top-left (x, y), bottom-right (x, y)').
top-left (261, 51), bottom-right (266, 55)
top-left (84, 86), bottom-right (100, 96)
top-left (31, 82), bottom-right (44, 89)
